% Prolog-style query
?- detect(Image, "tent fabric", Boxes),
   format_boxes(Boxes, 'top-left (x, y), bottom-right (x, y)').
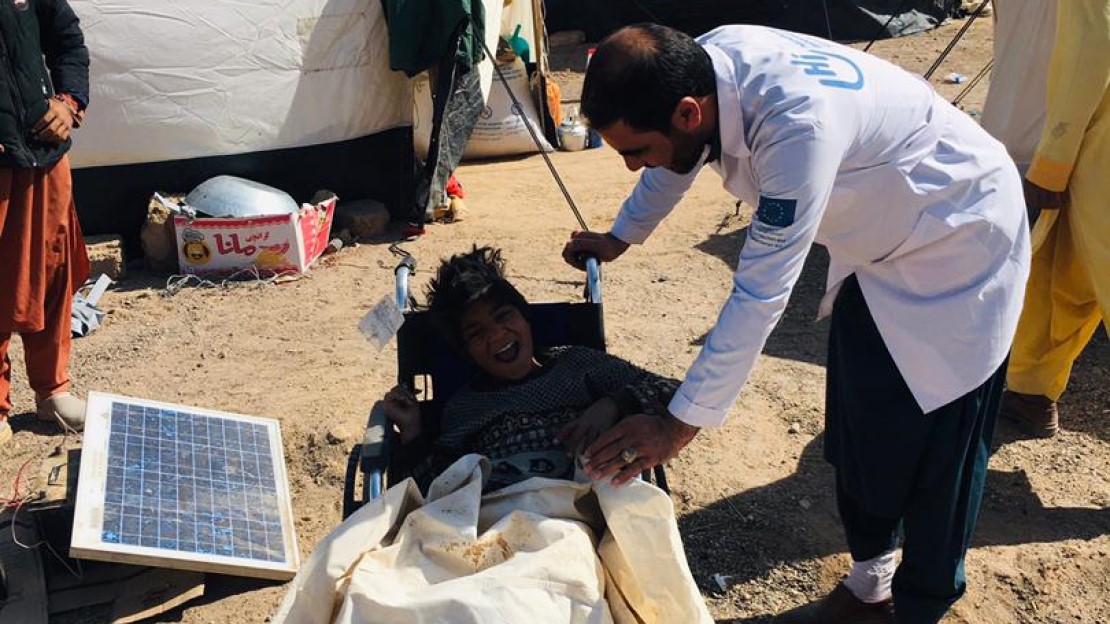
top-left (769, 0), bottom-right (957, 41)
top-left (545, 0), bottom-right (957, 42)
top-left (68, 0), bottom-right (413, 169)
top-left (63, 0), bottom-right (538, 246)
top-left (272, 455), bottom-right (712, 624)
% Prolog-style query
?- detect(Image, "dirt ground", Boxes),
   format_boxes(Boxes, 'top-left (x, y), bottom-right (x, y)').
top-left (3, 15), bottom-right (1108, 624)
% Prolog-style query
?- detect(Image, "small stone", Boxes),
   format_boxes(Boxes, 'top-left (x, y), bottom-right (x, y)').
top-left (141, 195), bottom-right (180, 273)
top-left (326, 425), bottom-right (353, 445)
top-left (85, 234), bottom-right (127, 280)
top-left (334, 199), bottom-right (390, 239)
top-left (336, 228), bottom-right (355, 246)
top-left (788, 422), bottom-right (801, 434)
top-left (799, 498), bottom-right (812, 510)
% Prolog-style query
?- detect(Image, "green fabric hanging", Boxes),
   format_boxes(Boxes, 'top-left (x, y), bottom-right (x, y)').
top-left (381, 0), bottom-right (487, 77)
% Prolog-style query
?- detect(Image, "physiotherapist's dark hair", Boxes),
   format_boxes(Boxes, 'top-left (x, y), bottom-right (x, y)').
top-left (424, 245), bottom-right (531, 353)
top-left (581, 23), bottom-right (716, 134)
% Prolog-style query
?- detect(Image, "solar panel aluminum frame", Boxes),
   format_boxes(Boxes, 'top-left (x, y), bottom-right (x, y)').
top-left (71, 392), bottom-right (300, 580)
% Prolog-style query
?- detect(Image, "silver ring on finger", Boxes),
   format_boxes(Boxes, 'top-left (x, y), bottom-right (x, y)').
top-left (621, 447), bottom-right (638, 464)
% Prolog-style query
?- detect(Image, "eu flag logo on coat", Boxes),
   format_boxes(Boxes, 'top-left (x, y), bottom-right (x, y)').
top-left (756, 196), bottom-right (797, 228)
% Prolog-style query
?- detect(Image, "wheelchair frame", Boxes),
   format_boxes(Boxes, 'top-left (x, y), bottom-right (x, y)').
top-left (342, 256), bottom-right (666, 518)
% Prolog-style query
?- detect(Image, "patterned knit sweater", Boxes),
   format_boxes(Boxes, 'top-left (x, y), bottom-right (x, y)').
top-left (405, 346), bottom-right (679, 492)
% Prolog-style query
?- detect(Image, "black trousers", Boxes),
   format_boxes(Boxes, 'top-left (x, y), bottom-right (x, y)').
top-left (825, 275), bottom-right (1004, 624)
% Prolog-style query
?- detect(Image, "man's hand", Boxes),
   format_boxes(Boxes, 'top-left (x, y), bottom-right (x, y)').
top-left (1023, 178), bottom-right (1067, 215)
top-left (562, 231), bottom-right (630, 271)
top-left (555, 396), bottom-right (621, 456)
top-left (33, 98), bottom-right (77, 145)
top-left (382, 385), bottom-right (421, 444)
top-left (582, 413), bottom-right (699, 486)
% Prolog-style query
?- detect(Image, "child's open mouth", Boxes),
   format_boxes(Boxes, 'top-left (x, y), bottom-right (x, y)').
top-left (494, 340), bottom-right (521, 363)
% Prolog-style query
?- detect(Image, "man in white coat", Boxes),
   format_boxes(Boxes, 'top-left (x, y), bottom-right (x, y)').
top-left (563, 24), bottom-right (1030, 624)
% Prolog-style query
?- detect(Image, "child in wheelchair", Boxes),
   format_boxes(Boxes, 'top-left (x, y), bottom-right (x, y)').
top-left (273, 246), bottom-right (712, 624)
top-left (381, 245), bottom-right (679, 493)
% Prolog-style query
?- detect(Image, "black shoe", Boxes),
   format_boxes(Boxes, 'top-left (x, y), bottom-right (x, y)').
top-left (776, 582), bottom-right (894, 624)
top-left (999, 390), bottom-right (1059, 439)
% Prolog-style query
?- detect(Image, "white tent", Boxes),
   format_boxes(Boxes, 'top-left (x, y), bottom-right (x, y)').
top-left (67, 0), bottom-right (544, 250)
top-left (70, 0), bottom-right (411, 169)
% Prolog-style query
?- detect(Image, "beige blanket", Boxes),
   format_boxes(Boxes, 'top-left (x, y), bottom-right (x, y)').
top-left (273, 455), bottom-right (712, 624)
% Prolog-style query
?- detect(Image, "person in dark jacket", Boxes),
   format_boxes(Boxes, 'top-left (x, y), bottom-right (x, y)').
top-left (0, 0), bottom-right (91, 446)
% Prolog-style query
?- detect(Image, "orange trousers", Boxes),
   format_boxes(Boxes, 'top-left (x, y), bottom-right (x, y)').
top-left (0, 157), bottom-right (88, 414)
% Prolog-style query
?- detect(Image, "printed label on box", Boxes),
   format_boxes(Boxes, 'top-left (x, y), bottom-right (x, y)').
top-left (174, 198), bottom-right (336, 276)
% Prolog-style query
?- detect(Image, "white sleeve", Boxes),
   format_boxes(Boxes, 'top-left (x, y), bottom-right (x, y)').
top-left (610, 162), bottom-right (701, 244)
top-left (669, 121), bottom-right (844, 427)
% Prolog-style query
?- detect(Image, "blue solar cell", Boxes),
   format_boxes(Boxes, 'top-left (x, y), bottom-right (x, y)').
top-left (99, 401), bottom-right (287, 563)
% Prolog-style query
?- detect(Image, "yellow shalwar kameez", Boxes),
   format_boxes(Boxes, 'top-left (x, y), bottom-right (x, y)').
top-left (1007, 0), bottom-right (1110, 400)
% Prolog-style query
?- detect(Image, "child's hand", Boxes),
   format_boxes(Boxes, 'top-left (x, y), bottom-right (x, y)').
top-left (556, 396), bottom-right (620, 456)
top-left (383, 385), bottom-right (421, 443)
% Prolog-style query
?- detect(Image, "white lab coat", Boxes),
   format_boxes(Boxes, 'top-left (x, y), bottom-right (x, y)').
top-left (610, 26), bottom-right (1031, 427)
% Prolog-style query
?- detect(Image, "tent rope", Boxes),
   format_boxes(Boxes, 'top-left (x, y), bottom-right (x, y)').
top-left (863, 0), bottom-right (913, 52)
top-left (923, 0), bottom-right (992, 80)
top-left (480, 39), bottom-right (590, 231)
top-left (821, 0), bottom-right (834, 40)
top-left (625, 0), bottom-right (663, 24)
top-left (951, 58), bottom-right (994, 106)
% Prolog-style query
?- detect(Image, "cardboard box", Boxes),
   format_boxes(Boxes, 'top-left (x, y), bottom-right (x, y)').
top-left (174, 197), bottom-right (336, 276)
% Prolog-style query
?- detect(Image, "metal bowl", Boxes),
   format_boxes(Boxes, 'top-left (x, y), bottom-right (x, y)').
top-left (185, 175), bottom-right (299, 218)
top-left (558, 124), bottom-right (588, 152)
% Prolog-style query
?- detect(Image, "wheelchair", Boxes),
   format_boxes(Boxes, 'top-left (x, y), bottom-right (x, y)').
top-left (342, 255), bottom-right (668, 518)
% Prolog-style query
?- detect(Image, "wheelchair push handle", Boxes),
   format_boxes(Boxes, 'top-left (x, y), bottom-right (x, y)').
top-left (584, 255), bottom-right (602, 305)
top-left (395, 256), bottom-right (416, 312)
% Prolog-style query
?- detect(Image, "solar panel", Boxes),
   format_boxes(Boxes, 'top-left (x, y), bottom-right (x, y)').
top-left (72, 392), bottom-right (299, 580)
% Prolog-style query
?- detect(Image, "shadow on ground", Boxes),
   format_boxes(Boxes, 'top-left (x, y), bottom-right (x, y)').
top-left (692, 221), bottom-right (830, 367)
top-left (681, 436), bottom-right (1110, 621)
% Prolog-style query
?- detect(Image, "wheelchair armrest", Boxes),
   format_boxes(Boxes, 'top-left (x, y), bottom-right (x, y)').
top-left (343, 402), bottom-right (391, 519)
top-left (359, 401), bottom-right (389, 472)
top-left (343, 444), bottom-right (363, 519)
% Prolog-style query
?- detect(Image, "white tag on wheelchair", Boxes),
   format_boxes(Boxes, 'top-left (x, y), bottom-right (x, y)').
top-left (359, 295), bottom-right (405, 350)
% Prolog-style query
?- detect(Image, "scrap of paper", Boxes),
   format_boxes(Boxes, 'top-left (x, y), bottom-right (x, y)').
top-left (359, 295), bottom-right (405, 350)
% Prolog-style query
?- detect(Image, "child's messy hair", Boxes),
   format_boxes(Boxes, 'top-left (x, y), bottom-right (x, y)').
top-left (425, 245), bottom-right (531, 351)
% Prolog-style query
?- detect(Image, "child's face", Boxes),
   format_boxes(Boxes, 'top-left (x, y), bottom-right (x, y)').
top-left (459, 299), bottom-right (536, 380)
